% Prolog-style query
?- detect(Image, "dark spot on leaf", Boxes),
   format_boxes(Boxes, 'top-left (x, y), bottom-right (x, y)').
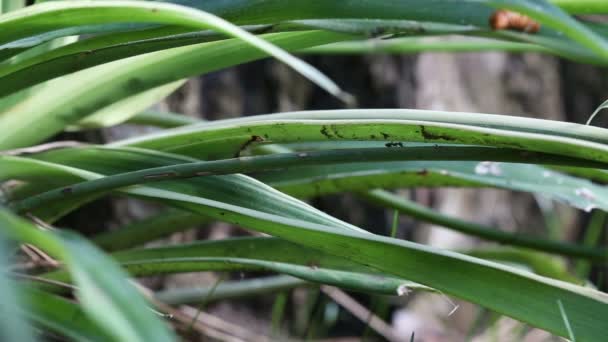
top-left (420, 125), bottom-right (456, 141)
top-left (320, 126), bottom-right (332, 139)
top-left (330, 125), bottom-right (345, 139)
top-left (234, 135), bottom-right (265, 158)
top-left (307, 260), bottom-right (319, 270)
top-left (143, 172), bottom-right (177, 180)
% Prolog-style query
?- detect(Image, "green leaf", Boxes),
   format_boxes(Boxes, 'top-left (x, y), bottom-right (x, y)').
top-left (43, 237), bottom-right (429, 296)
top-left (155, 275), bottom-right (308, 305)
top-left (260, 160), bottom-right (608, 213)
top-left (0, 234), bottom-right (36, 342)
top-left (549, 0), bottom-right (608, 14)
top-left (12, 145), bottom-right (604, 219)
top-left (0, 31), bottom-right (348, 149)
top-left (586, 98), bottom-right (608, 126)
top-left (5, 151), bottom-right (604, 262)
top-left (19, 286), bottom-right (111, 342)
top-left (0, 1), bottom-right (346, 99)
top-left (119, 108), bottom-right (608, 145)
top-left (75, 182), bottom-right (608, 340)
top-left (302, 33), bottom-right (607, 65)
top-left (0, 209), bottom-right (177, 342)
top-left (69, 80), bottom-right (186, 131)
top-left (0, 23), bottom-right (162, 62)
top-left (8, 150), bottom-right (608, 338)
top-left (296, 19), bottom-right (605, 65)
top-left (359, 189), bottom-right (606, 262)
top-left (304, 36), bottom-right (552, 55)
top-left (173, 0), bottom-right (608, 60)
top-left (129, 110), bottom-right (200, 128)
top-left (93, 208), bottom-right (210, 251)
top-left (5, 148), bottom-right (362, 234)
top-left (0, 25), bottom-right (268, 96)
top-left (465, 247), bottom-right (581, 284)
top-left (115, 110), bottom-right (608, 164)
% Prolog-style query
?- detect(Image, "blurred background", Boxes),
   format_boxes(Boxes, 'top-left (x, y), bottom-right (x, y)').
top-left (59, 39), bottom-right (608, 341)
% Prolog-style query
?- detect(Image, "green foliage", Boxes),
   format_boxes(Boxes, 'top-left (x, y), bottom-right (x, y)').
top-left (2, 0), bottom-right (608, 340)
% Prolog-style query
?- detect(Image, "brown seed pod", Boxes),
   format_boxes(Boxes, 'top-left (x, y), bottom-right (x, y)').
top-left (489, 9), bottom-right (541, 33)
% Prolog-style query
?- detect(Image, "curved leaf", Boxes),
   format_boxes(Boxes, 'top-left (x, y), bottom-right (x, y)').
top-left (0, 31), bottom-right (348, 149)
top-left (115, 118), bottom-right (608, 167)
top-left (4, 151), bottom-right (608, 338)
top-left (0, 210), bottom-right (176, 342)
top-left (19, 286), bottom-right (111, 342)
top-left (0, 0), bottom-right (345, 100)
top-left (5, 148), bottom-right (362, 232)
top-left (97, 181), bottom-right (608, 340)
top-left (155, 275), bottom-right (308, 305)
top-left (360, 189), bottom-right (607, 261)
top-left (119, 109), bottom-right (608, 145)
top-left (93, 208), bottom-right (210, 251)
top-left (258, 159), bottom-right (608, 212)
top-left (0, 234), bottom-right (36, 342)
top-left (43, 237), bottom-right (429, 296)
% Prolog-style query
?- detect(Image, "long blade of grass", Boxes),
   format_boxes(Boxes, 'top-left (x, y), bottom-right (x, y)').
top-left (70, 80), bottom-right (186, 131)
top-left (586, 99), bottom-right (608, 126)
top-left (257, 158), bottom-right (608, 212)
top-left (114, 118), bottom-right (608, 164)
top-left (0, 209), bottom-right (177, 342)
top-left (4, 146), bottom-right (607, 261)
top-left (6, 149), bottom-right (361, 232)
top-left (41, 237), bottom-right (428, 296)
top-left (92, 208), bottom-right (210, 251)
top-left (119, 109), bottom-right (608, 145)
top-left (465, 247), bottom-right (580, 283)
top-left (19, 286), bottom-right (111, 342)
top-left (164, 0), bottom-right (606, 28)
top-left (129, 110), bottom-right (199, 128)
top-left (12, 146), bottom-right (607, 216)
top-left (304, 36), bottom-right (551, 55)
top-left (550, 0), bottom-right (608, 14)
top-left (174, 0), bottom-right (608, 59)
top-left (6, 153), bottom-right (604, 263)
top-left (0, 1), bottom-right (347, 100)
top-left (127, 107), bottom-right (608, 143)
top-left (2, 16), bottom-right (600, 110)
top-left (575, 211), bottom-right (607, 278)
top-left (295, 19), bottom-right (605, 65)
top-left (0, 233), bottom-right (36, 342)
top-left (0, 31), bottom-right (348, 149)
top-left (6, 154), bottom-right (608, 338)
top-left (0, 23), bottom-right (160, 58)
top-left (360, 189), bottom-right (608, 262)
top-left (90, 184), bottom-right (608, 340)
top-left (155, 275), bottom-right (308, 305)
